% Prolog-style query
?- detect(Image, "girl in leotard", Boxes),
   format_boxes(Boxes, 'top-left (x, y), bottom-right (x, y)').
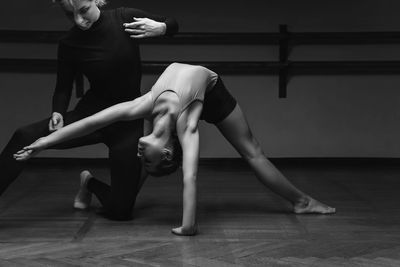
top-left (15, 63), bottom-right (335, 236)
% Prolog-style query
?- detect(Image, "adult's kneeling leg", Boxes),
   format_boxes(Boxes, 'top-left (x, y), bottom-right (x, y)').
top-left (103, 121), bottom-right (143, 220)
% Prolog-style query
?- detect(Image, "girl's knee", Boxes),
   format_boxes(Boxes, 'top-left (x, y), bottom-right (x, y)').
top-left (242, 147), bottom-right (264, 162)
top-left (241, 138), bottom-right (264, 161)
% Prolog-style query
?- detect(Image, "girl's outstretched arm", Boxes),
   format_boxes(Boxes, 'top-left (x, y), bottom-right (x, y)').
top-left (14, 92), bottom-right (153, 161)
top-left (172, 102), bottom-right (203, 236)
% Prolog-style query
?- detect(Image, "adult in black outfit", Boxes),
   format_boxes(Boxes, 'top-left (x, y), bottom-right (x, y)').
top-left (0, 0), bottom-right (178, 220)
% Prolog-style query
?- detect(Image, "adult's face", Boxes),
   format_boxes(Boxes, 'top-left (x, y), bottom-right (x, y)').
top-left (58, 0), bottom-right (100, 30)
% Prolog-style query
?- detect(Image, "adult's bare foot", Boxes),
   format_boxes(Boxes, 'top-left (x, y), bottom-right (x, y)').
top-left (171, 225), bottom-right (198, 236)
top-left (293, 197), bottom-right (336, 214)
top-left (73, 170), bottom-right (93, 210)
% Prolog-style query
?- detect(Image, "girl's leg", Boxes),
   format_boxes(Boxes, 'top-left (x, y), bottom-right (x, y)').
top-left (216, 104), bottom-right (335, 214)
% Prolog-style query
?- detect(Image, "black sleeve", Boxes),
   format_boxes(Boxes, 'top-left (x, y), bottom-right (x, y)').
top-left (52, 42), bottom-right (76, 116)
top-left (121, 7), bottom-right (179, 36)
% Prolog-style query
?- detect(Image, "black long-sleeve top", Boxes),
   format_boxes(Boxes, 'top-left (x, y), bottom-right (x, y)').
top-left (52, 7), bottom-right (178, 115)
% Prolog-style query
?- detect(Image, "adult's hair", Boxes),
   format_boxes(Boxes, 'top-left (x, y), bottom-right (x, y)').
top-left (52, 0), bottom-right (107, 7)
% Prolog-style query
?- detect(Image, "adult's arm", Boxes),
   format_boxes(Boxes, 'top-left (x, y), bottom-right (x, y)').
top-left (122, 8), bottom-right (179, 38)
top-left (48, 42), bottom-right (77, 131)
top-left (52, 43), bottom-right (76, 117)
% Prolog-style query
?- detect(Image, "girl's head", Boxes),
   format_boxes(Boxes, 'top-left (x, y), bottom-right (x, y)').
top-left (53, 0), bottom-right (106, 30)
top-left (138, 133), bottom-right (182, 177)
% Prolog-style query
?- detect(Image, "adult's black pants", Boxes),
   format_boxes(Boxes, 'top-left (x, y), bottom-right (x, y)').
top-left (0, 95), bottom-right (143, 220)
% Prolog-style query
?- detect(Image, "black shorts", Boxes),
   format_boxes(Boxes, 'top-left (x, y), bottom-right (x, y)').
top-left (200, 77), bottom-right (237, 124)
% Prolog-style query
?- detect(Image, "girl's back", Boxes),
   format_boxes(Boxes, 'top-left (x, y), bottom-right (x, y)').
top-left (151, 63), bottom-right (218, 114)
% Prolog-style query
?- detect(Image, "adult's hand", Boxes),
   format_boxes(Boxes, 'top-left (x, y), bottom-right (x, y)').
top-left (124, 17), bottom-right (167, 39)
top-left (49, 112), bottom-right (64, 132)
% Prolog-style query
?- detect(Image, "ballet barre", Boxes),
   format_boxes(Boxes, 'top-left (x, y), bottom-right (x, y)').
top-left (1, 26), bottom-right (400, 98)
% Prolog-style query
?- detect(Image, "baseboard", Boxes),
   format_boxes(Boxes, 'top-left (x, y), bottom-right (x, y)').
top-left (27, 157), bottom-right (400, 168)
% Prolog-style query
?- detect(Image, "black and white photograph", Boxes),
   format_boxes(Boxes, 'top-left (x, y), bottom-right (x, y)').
top-left (0, 0), bottom-right (399, 266)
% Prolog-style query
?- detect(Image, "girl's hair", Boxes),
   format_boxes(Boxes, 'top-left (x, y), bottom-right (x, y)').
top-left (147, 134), bottom-right (183, 177)
top-left (52, 0), bottom-right (107, 7)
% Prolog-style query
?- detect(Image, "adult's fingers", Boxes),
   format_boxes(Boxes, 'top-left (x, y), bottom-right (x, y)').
top-left (49, 119), bottom-right (54, 130)
top-left (124, 29), bottom-right (145, 34)
top-left (130, 34), bottom-right (147, 39)
top-left (123, 21), bottom-right (143, 28)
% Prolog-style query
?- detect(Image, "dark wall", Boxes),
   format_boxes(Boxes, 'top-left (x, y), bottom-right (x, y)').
top-left (1, 1), bottom-right (400, 31)
top-left (1, 1), bottom-right (400, 158)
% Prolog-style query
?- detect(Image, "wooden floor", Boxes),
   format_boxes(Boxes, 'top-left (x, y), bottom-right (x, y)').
top-left (0, 160), bottom-right (399, 266)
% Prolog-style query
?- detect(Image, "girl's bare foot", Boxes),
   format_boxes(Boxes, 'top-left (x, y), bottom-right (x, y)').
top-left (73, 170), bottom-right (93, 210)
top-left (293, 197), bottom-right (336, 214)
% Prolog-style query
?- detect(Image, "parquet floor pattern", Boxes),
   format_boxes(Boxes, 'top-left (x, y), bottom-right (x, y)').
top-left (0, 161), bottom-right (399, 266)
